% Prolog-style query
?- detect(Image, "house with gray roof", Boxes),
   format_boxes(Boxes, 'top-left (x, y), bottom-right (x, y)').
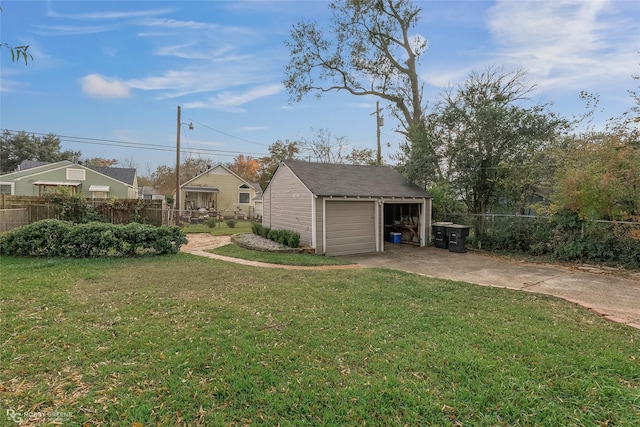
top-left (263, 160), bottom-right (432, 256)
top-left (0, 160), bottom-right (138, 199)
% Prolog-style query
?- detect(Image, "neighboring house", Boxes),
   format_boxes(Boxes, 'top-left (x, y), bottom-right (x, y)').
top-left (263, 160), bottom-right (432, 256)
top-left (179, 164), bottom-right (262, 219)
top-left (0, 160), bottom-right (138, 199)
top-left (251, 182), bottom-right (263, 220)
top-left (139, 186), bottom-right (165, 200)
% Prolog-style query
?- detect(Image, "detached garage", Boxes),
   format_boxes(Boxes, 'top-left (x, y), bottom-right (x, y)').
top-left (262, 160), bottom-right (432, 256)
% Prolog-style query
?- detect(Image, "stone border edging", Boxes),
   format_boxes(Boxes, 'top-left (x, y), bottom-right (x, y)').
top-left (231, 233), bottom-right (302, 253)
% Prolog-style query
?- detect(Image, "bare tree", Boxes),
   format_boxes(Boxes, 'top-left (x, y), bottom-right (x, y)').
top-left (300, 128), bottom-right (375, 165)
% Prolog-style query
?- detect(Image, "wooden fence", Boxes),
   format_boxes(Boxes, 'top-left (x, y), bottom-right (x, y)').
top-left (0, 195), bottom-right (167, 231)
top-left (0, 208), bottom-right (29, 232)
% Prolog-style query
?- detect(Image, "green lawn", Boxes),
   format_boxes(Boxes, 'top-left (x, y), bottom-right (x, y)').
top-left (1, 254), bottom-right (638, 426)
top-left (211, 244), bottom-right (354, 266)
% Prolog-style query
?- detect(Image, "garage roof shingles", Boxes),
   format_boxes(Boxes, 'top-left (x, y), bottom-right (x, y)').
top-left (284, 160), bottom-right (430, 199)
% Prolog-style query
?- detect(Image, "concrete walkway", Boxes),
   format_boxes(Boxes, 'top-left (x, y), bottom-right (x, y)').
top-left (181, 234), bottom-right (640, 330)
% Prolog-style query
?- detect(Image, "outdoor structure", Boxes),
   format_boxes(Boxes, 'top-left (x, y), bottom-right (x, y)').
top-left (0, 160), bottom-right (138, 199)
top-left (263, 160), bottom-right (432, 256)
top-left (139, 186), bottom-right (165, 200)
top-left (179, 164), bottom-right (262, 221)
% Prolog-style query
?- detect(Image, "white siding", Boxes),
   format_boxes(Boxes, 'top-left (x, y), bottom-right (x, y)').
top-left (263, 165), bottom-right (314, 246)
top-left (325, 200), bottom-right (376, 256)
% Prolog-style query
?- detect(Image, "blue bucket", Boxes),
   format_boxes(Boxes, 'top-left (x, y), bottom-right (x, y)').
top-left (390, 232), bottom-right (401, 244)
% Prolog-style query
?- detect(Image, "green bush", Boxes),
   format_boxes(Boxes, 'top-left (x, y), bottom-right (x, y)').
top-left (252, 225), bottom-right (300, 249)
top-left (225, 219), bottom-right (237, 228)
top-left (286, 231), bottom-right (300, 248)
top-left (477, 217), bottom-right (552, 255)
top-left (471, 210), bottom-right (640, 269)
top-left (46, 192), bottom-right (103, 223)
top-left (205, 217), bottom-right (218, 228)
top-left (251, 222), bottom-right (263, 235)
top-left (0, 219), bottom-right (187, 257)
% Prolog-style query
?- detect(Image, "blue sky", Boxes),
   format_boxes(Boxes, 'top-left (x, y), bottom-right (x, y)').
top-left (1, 0), bottom-right (638, 176)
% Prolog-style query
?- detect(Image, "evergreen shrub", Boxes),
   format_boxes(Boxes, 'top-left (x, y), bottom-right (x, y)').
top-left (251, 223), bottom-right (300, 249)
top-left (0, 219), bottom-right (187, 257)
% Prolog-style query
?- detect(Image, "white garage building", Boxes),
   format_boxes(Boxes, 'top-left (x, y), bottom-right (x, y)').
top-left (262, 160), bottom-right (432, 256)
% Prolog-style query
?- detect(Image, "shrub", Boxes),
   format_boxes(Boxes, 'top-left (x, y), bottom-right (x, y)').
top-left (0, 219), bottom-right (73, 257)
top-left (251, 222), bottom-right (263, 235)
top-left (205, 217), bottom-right (218, 228)
top-left (225, 219), bottom-right (237, 228)
top-left (46, 191), bottom-right (103, 223)
top-left (250, 223), bottom-right (299, 248)
top-left (287, 231), bottom-right (300, 248)
top-left (470, 209), bottom-right (640, 269)
top-left (0, 219), bottom-right (187, 257)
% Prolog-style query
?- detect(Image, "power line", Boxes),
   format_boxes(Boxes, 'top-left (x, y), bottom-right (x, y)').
top-left (186, 119), bottom-right (268, 147)
top-left (3, 129), bottom-right (269, 158)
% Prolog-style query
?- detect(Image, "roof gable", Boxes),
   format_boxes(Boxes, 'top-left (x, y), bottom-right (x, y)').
top-left (181, 163), bottom-right (256, 189)
top-left (282, 160), bottom-right (430, 198)
top-left (0, 160), bottom-right (72, 179)
top-left (1, 161), bottom-right (135, 188)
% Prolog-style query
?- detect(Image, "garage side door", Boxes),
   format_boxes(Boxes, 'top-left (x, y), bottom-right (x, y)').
top-left (325, 201), bottom-right (376, 256)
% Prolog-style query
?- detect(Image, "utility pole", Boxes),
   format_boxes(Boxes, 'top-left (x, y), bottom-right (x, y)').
top-left (175, 106), bottom-right (181, 222)
top-left (371, 101), bottom-right (383, 165)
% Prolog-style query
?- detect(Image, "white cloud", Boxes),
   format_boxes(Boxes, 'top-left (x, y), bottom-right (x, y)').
top-left (486, 0), bottom-right (640, 92)
top-left (80, 74), bottom-right (131, 98)
top-left (46, 6), bottom-right (174, 20)
top-left (201, 83), bottom-right (284, 112)
top-left (32, 24), bottom-right (119, 36)
top-left (127, 68), bottom-right (255, 99)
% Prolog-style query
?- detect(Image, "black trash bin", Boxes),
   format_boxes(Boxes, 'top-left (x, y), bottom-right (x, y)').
top-left (432, 222), bottom-right (453, 249)
top-left (446, 224), bottom-right (471, 253)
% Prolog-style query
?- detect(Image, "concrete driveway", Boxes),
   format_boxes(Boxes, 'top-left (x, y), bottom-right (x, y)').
top-left (343, 244), bottom-right (640, 330)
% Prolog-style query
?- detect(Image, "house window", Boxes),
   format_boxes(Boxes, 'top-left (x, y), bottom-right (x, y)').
top-left (238, 183), bottom-right (251, 204)
top-left (66, 168), bottom-right (86, 181)
top-left (0, 183), bottom-right (12, 195)
top-left (238, 192), bottom-right (250, 204)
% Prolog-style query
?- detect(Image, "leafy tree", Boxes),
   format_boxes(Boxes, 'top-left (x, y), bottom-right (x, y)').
top-left (607, 67), bottom-right (640, 148)
top-left (227, 154), bottom-right (261, 182)
top-left (83, 157), bottom-right (119, 167)
top-left (551, 133), bottom-right (640, 220)
top-left (258, 140), bottom-right (301, 189)
top-left (0, 130), bottom-right (81, 173)
top-left (548, 67), bottom-right (640, 221)
top-left (146, 165), bottom-right (175, 196)
top-left (402, 67), bottom-right (568, 236)
top-left (0, 7), bottom-right (32, 65)
top-left (284, 0), bottom-right (427, 137)
top-left (144, 157), bottom-right (212, 196)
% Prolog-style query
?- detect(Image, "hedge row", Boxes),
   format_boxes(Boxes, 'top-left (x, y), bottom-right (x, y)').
top-left (474, 211), bottom-right (640, 269)
top-left (0, 219), bottom-right (187, 257)
top-left (251, 223), bottom-right (300, 248)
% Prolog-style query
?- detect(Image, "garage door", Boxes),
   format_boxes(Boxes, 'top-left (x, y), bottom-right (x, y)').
top-left (325, 201), bottom-right (376, 256)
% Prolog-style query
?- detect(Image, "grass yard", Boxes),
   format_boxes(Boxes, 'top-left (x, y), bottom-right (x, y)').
top-left (1, 254), bottom-right (639, 426)
top-left (211, 244), bottom-right (353, 266)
